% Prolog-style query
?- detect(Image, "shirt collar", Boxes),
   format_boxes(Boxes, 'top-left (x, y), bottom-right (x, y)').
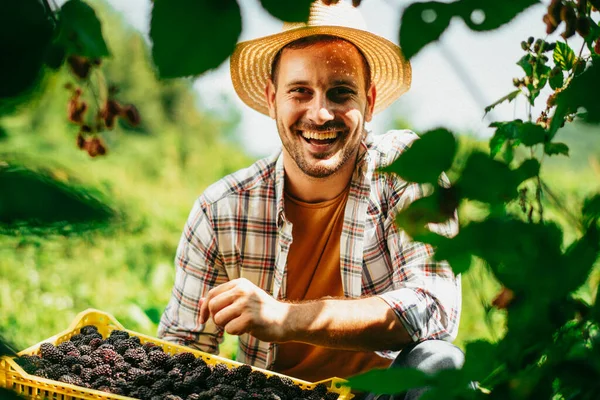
top-left (274, 138), bottom-right (372, 228)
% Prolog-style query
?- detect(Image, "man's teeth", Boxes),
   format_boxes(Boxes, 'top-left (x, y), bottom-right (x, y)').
top-left (301, 131), bottom-right (338, 140)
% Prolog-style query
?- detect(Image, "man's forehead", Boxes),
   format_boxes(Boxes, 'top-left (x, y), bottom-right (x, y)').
top-left (278, 40), bottom-right (366, 76)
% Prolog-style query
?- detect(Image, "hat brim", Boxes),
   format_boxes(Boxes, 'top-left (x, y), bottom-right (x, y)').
top-left (230, 25), bottom-right (411, 116)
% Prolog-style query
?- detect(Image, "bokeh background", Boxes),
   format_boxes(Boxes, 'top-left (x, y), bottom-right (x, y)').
top-left (1, 0), bottom-right (599, 362)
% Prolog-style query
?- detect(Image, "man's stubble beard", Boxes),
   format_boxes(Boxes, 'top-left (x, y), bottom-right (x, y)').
top-left (275, 112), bottom-right (366, 179)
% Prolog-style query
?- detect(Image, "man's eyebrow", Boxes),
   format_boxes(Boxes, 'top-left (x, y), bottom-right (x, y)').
top-left (284, 80), bottom-right (310, 88)
top-left (332, 79), bottom-right (359, 88)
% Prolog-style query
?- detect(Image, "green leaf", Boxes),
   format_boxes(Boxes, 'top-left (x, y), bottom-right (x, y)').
top-left (0, 0), bottom-right (54, 100)
top-left (484, 89), bottom-right (521, 115)
top-left (462, 341), bottom-right (498, 382)
top-left (517, 54), bottom-right (533, 76)
top-left (544, 142), bottom-right (569, 156)
top-left (457, 0), bottom-right (539, 32)
top-left (549, 69), bottom-right (564, 90)
top-left (150, 0), bottom-right (242, 78)
top-left (562, 224), bottom-right (600, 294)
top-left (553, 41), bottom-right (576, 71)
top-left (347, 368), bottom-right (430, 394)
top-left (457, 153), bottom-right (537, 205)
top-left (549, 61), bottom-right (600, 137)
top-left (400, 2), bottom-right (454, 59)
top-left (395, 187), bottom-right (459, 238)
top-left (513, 158), bottom-right (540, 183)
top-left (519, 123), bottom-right (546, 146)
top-left (58, 0), bottom-right (110, 58)
top-left (260, 0), bottom-right (312, 22)
top-left (380, 129), bottom-right (456, 184)
top-left (583, 194), bottom-right (600, 219)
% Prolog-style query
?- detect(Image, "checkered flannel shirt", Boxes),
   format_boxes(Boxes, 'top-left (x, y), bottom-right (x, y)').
top-left (158, 130), bottom-right (461, 370)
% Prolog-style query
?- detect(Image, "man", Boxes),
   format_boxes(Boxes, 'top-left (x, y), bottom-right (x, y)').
top-left (158, 1), bottom-right (462, 398)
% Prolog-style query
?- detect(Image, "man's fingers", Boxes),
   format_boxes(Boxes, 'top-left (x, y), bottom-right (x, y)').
top-left (199, 297), bottom-right (210, 324)
top-left (223, 314), bottom-right (251, 336)
top-left (208, 290), bottom-right (239, 318)
top-left (213, 303), bottom-right (243, 328)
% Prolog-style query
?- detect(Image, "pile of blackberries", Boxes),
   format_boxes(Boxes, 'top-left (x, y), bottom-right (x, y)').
top-left (14, 325), bottom-right (340, 400)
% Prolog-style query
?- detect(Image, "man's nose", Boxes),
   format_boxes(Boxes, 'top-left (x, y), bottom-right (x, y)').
top-left (307, 93), bottom-right (334, 124)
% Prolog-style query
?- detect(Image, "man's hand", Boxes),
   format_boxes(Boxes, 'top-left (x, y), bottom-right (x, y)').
top-left (199, 278), bottom-right (291, 342)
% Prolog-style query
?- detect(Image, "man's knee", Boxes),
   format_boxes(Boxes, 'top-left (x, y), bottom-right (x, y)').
top-left (392, 339), bottom-right (464, 374)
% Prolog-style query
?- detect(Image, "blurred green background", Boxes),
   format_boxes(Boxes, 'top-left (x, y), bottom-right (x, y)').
top-left (1, 2), bottom-right (599, 363)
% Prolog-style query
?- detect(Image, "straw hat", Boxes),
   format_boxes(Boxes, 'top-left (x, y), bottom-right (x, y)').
top-left (230, 0), bottom-right (411, 116)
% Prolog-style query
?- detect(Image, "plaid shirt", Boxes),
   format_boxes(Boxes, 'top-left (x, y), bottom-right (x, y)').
top-left (158, 130), bottom-right (461, 370)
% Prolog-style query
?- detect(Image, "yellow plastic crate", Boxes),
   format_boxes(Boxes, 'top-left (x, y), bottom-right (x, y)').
top-left (0, 308), bottom-right (353, 400)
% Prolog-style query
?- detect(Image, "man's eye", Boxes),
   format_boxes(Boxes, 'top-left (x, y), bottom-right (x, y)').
top-left (331, 87), bottom-right (355, 96)
top-left (290, 88), bottom-right (310, 94)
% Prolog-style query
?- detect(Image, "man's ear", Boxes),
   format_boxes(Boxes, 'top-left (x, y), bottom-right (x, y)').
top-left (365, 83), bottom-right (376, 123)
top-left (265, 79), bottom-right (277, 119)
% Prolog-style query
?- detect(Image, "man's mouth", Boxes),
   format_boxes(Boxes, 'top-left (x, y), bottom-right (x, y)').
top-left (298, 130), bottom-right (341, 145)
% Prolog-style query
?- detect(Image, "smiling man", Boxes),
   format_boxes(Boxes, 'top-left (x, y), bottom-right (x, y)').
top-left (158, 1), bottom-right (462, 398)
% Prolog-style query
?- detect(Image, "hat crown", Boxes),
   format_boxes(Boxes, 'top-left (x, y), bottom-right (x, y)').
top-left (283, 1), bottom-right (368, 32)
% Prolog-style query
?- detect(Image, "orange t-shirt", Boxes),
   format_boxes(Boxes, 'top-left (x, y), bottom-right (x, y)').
top-left (272, 187), bottom-right (391, 382)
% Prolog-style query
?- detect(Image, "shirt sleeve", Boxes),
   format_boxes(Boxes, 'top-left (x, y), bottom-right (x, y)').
top-left (378, 172), bottom-right (461, 344)
top-left (157, 198), bottom-right (229, 354)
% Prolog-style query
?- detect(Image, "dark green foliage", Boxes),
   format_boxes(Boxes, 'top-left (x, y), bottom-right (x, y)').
top-left (57, 0), bottom-right (110, 59)
top-left (260, 0), bottom-right (313, 22)
top-left (150, 0), bottom-right (242, 78)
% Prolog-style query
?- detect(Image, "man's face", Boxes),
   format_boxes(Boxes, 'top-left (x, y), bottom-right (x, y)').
top-left (265, 39), bottom-right (376, 179)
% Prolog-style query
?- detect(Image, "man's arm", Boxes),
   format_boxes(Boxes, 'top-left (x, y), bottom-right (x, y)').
top-left (199, 278), bottom-right (412, 351)
top-left (158, 199), bottom-right (228, 353)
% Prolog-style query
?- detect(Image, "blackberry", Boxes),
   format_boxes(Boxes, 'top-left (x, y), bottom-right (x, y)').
top-left (66, 349), bottom-right (81, 358)
top-left (187, 394), bottom-right (200, 400)
top-left (80, 355), bottom-right (97, 368)
top-left (97, 343), bottom-right (116, 352)
top-left (15, 355), bottom-right (44, 374)
top-left (152, 378), bottom-right (173, 394)
top-left (39, 343), bottom-right (64, 364)
top-left (57, 341), bottom-right (78, 354)
top-left (63, 355), bottom-right (81, 367)
top-left (138, 360), bottom-right (154, 370)
top-left (130, 368), bottom-right (152, 386)
top-left (81, 333), bottom-right (103, 345)
top-left (88, 337), bottom-right (104, 349)
top-left (192, 357), bottom-right (208, 369)
top-left (77, 345), bottom-right (93, 356)
top-left (143, 342), bottom-right (160, 353)
top-left (115, 338), bottom-right (140, 355)
top-left (149, 349), bottom-right (169, 366)
top-left (92, 376), bottom-right (114, 390)
top-left (325, 392), bottom-right (339, 400)
top-left (80, 325), bottom-right (99, 335)
top-left (312, 383), bottom-right (328, 396)
top-left (124, 347), bottom-right (148, 366)
top-left (246, 370), bottom-right (267, 390)
top-left (168, 367), bottom-right (184, 382)
top-left (227, 365), bottom-right (252, 381)
top-left (71, 364), bottom-right (83, 375)
top-left (69, 333), bottom-right (84, 344)
top-left (133, 387), bottom-right (155, 400)
top-left (109, 329), bottom-right (129, 339)
top-left (213, 384), bottom-right (239, 398)
top-left (59, 374), bottom-right (84, 386)
top-left (150, 368), bottom-right (168, 381)
top-left (174, 352), bottom-right (197, 365)
top-left (92, 348), bottom-right (120, 366)
top-left (232, 389), bottom-right (249, 400)
top-left (164, 395), bottom-right (184, 400)
top-left (91, 364), bottom-right (112, 380)
top-left (80, 368), bottom-right (93, 382)
top-left (114, 361), bottom-right (131, 373)
top-left (46, 364), bottom-right (70, 380)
